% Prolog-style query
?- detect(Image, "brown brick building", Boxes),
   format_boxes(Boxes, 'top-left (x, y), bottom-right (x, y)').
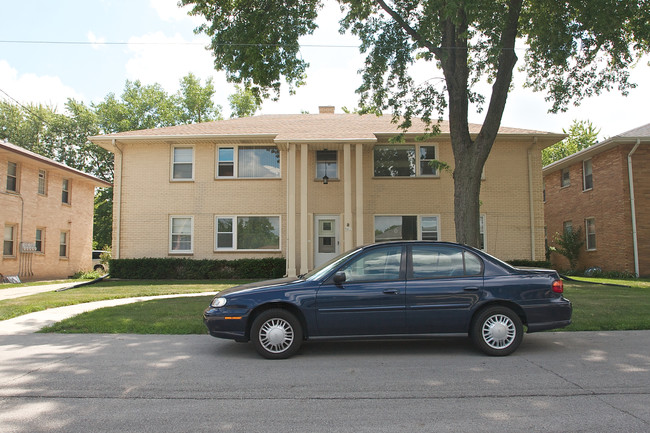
top-left (1, 141), bottom-right (111, 280)
top-left (91, 108), bottom-right (563, 277)
top-left (543, 123), bottom-right (650, 276)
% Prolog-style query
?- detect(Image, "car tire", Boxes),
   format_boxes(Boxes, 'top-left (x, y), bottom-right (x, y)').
top-left (471, 306), bottom-right (523, 356)
top-left (251, 309), bottom-right (303, 359)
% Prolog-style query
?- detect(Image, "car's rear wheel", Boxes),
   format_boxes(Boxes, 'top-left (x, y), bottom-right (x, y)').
top-left (471, 306), bottom-right (523, 356)
top-left (251, 309), bottom-right (303, 359)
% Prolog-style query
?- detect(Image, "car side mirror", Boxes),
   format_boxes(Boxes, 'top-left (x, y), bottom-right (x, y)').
top-left (333, 272), bottom-right (346, 285)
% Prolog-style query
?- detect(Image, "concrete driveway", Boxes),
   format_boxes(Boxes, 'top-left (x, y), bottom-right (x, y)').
top-left (0, 331), bottom-right (648, 432)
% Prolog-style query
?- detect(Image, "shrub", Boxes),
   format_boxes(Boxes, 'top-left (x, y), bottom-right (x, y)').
top-left (551, 227), bottom-right (585, 271)
top-left (507, 259), bottom-right (552, 269)
top-left (108, 257), bottom-right (286, 280)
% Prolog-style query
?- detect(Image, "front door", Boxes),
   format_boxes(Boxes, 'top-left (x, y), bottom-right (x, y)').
top-left (314, 215), bottom-right (339, 268)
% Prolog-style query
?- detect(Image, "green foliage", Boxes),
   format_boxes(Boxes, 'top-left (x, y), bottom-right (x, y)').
top-left (228, 84), bottom-right (262, 118)
top-left (109, 257), bottom-right (286, 279)
top-left (71, 270), bottom-right (104, 280)
top-left (178, 73), bottom-right (223, 123)
top-left (181, 0), bottom-right (650, 248)
top-left (507, 259), bottom-right (552, 269)
top-left (552, 227), bottom-right (585, 271)
top-left (542, 120), bottom-right (600, 166)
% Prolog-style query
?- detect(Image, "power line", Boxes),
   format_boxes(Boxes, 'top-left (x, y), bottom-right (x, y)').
top-left (0, 39), bottom-right (361, 49)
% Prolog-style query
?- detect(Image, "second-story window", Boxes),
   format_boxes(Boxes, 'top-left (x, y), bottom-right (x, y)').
top-left (583, 159), bottom-right (593, 190)
top-left (172, 147), bottom-right (194, 180)
top-left (316, 150), bottom-right (338, 180)
top-left (217, 147), bottom-right (234, 177)
top-left (6, 162), bottom-right (18, 192)
top-left (62, 179), bottom-right (71, 204)
top-left (561, 168), bottom-right (570, 187)
top-left (38, 169), bottom-right (47, 195)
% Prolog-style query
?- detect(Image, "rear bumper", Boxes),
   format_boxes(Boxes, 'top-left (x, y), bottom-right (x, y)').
top-left (523, 297), bottom-right (572, 333)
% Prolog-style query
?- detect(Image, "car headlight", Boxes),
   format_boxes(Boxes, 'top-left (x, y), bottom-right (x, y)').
top-left (210, 297), bottom-right (227, 308)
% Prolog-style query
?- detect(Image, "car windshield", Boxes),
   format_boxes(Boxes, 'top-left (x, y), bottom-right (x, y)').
top-left (301, 247), bottom-right (364, 281)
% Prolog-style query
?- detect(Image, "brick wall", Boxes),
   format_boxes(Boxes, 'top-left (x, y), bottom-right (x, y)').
top-left (544, 144), bottom-right (645, 274)
top-left (1, 152), bottom-right (98, 280)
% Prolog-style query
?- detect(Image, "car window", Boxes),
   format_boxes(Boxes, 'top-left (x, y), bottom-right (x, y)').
top-left (338, 246), bottom-right (403, 282)
top-left (411, 245), bottom-right (482, 278)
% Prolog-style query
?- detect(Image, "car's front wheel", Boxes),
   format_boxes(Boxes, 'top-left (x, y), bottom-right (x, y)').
top-left (251, 309), bottom-right (303, 359)
top-left (471, 306), bottom-right (523, 356)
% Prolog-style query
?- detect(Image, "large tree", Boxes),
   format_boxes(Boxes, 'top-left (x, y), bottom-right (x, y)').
top-left (181, 0), bottom-right (650, 246)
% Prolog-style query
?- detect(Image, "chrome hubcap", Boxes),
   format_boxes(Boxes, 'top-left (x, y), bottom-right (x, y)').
top-left (482, 314), bottom-right (516, 349)
top-left (259, 318), bottom-right (294, 353)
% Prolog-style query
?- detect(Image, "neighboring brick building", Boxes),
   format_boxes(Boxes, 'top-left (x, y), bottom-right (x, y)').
top-left (0, 141), bottom-right (111, 280)
top-left (543, 123), bottom-right (650, 276)
top-left (90, 107), bottom-right (563, 277)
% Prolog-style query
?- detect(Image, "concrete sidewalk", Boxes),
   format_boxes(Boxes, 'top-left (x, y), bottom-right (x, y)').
top-left (0, 284), bottom-right (216, 335)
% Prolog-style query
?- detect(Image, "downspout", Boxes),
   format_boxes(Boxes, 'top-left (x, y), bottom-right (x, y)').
top-left (527, 138), bottom-right (537, 261)
top-left (113, 139), bottom-right (123, 259)
top-left (628, 139), bottom-right (640, 277)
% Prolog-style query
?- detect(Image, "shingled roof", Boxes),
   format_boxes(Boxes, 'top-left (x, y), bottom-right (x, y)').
top-left (90, 112), bottom-right (561, 146)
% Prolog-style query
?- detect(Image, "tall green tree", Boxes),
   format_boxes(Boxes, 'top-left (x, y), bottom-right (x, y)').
top-left (542, 120), bottom-right (600, 166)
top-left (181, 0), bottom-right (650, 247)
top-left (178, 72), bottom-right (223, 123)
top-left (228, 84), bottom-right (262, 118)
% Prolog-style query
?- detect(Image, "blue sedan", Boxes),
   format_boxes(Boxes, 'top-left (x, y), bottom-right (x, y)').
top-left (204, 242), bottom-right (572, 359)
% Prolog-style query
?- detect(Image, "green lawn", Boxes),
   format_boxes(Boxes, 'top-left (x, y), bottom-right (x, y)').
top-left (4, 277), bottom-right (650, 334)
top-left (0, 280), bottom-right (248, 321)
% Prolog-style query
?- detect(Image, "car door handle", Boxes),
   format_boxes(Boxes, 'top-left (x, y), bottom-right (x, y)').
top-left (383, 289), bottom-right (400, 295)
top-left (463, 286), bottom-right (480, 291)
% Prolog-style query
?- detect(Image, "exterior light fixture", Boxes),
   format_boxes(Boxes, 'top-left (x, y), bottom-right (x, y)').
top-left (322, 174), bottom-right (329, 184)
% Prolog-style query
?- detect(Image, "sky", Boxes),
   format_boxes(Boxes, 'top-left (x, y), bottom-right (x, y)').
top-left (1, 0), bottom-right (649, 141)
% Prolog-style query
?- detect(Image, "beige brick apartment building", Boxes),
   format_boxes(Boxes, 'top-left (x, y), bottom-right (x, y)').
top-left (543, 123), bottom-right (650, 276)
top-left (91, 107), bottom-right (563, 277)
top-left (1, 141), bottom-right (111, 280)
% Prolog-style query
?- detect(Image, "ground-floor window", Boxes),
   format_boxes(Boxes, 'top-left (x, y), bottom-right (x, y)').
top-left (585, 218), bottom-right (596, 250)
top-left (59, 231), bottom-right (69, 258)
top-left (4, 225), bottom-right (16, 256)
top-left (215, 216), bottom-right (280, 250)
top-left (170, 216), bottom-right (193, 253)
top-left (374, 215), bottom-right (440, 242)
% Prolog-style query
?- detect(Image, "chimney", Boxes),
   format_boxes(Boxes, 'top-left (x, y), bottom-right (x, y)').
top-left (319, 106), bottom-right (335, 114)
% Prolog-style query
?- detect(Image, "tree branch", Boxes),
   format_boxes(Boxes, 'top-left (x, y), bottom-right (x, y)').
top-left (375, 0), bottom-right (442, 58)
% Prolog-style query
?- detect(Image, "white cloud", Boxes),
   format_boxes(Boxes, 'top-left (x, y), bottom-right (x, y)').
top-left (0, 60), bottom-right (84, 111)
top-left (149, 0), bottom-right (205, 26)
top-left (87, 31), bottom-right (106, 50)
top-left (124, 31), bottom-right (232, 101)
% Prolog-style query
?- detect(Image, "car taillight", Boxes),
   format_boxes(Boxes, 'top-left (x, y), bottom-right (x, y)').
top-left (552, 280), bottom-right (564, 293)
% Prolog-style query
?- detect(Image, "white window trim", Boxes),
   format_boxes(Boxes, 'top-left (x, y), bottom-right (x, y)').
top-left (216, 147), bottom-right (236, 178)
top-left (38, 169), bottom-right (47, 196)
top-left (419, 215), bottom-right (441, 241)
top-left (4, 224), bottom-right (16, 257)
top-left (215, 145), bottom-right (281, 179)
top-left (6, 161), bottom-right (19, 193)
top-left (214, 215), bottom-right (282, 251)
top-left (171, 145), bottom-right (195, 182)
top-left (585, 217), bottom-right (596, 251)
top-left (169, 215), bottom-right (194, 254)
top-left (417, 144), bottom-right (440, 177)
top-left (373, 144), bottom-right (441, 178)
top-left (582, 159), bottom-right (593, 191)
top-left (59, 231), bottom-right (69, 259)
top-left (62, 178), bottom-right (71, 205)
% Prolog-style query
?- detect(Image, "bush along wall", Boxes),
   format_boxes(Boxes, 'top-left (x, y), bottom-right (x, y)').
top-left (507, 259), bottom-right (552, 269)
top-left (108, 257), bottom-right (286, 280)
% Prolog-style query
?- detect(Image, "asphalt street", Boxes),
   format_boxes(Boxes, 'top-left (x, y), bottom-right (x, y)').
top-left (1, 331), bottom-right (649, 432)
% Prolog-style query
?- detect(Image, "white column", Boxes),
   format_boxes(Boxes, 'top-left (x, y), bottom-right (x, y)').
top-left (355, 144), bottom-right (364, 247)
top-left (344, 143), bottom-right (353, 250)
top-left (300, 144), bottom-right (309, 274)
top-left (286, 144), bottom-right (297, 277)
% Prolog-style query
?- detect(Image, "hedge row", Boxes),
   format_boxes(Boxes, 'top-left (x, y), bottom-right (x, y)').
top-left (507, 259), bottom-right (552, 268)
top-left (108, 257), bottom-right (286, 280)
